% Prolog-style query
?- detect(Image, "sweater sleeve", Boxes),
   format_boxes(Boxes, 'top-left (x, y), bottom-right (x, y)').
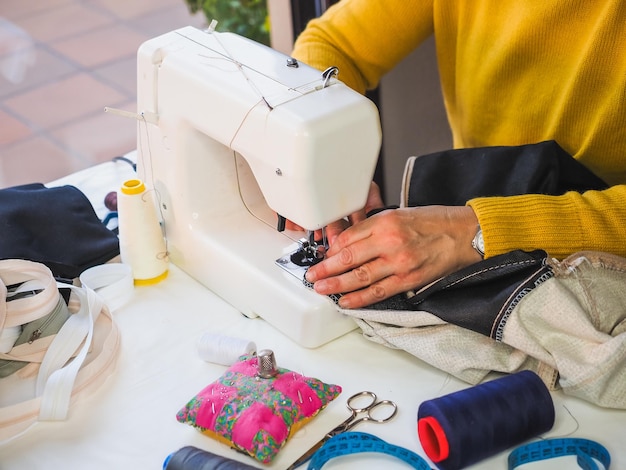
top-left (468, 185), bottom-right (626, 259)
top-left (291, 0), bottom-right (434, 93)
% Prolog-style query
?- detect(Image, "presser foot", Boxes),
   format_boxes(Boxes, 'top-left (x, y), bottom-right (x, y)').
top-left (275, 237), bottom-right (326, 282)
top-left (275, 238), bottom-right (344, 306)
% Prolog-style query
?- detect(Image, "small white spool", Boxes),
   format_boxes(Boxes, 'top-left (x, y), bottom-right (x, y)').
top-left (117, 179), bottom-right (168, 285)
top-left (197, 333), bottom-right (256, 366)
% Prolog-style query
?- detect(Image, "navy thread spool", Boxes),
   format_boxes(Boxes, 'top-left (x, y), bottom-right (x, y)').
top-left (163, 446), bottom-right (258, 470)
top-left (417, 370), bottom-right (555, 470)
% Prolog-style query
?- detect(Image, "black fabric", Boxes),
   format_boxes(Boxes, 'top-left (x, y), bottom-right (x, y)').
top-left (368, 250), bottom-right (553, 339)
top-left (406, 140), bottom-right (608, 206)
top-left (0, 184), bottom-right (120, 279)
top-left (408, 250), bottom-right (552, 338)
top-left (364, 141), bottom-right (607, 339)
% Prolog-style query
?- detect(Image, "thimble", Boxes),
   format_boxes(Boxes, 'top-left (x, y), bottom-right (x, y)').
top-left (257, 349), bottom-right (278, 378)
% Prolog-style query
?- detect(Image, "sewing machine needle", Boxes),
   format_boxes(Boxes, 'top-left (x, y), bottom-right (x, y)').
top-left (321, 227), bottom-right (328, 250)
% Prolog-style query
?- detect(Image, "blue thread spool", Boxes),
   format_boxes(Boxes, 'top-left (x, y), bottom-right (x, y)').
top-left (417, 370), bottom-right (555, 470)
top-left (164, 446), bottom-right (258, 470)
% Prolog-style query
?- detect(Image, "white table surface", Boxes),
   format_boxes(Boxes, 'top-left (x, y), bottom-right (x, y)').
top-left (1, 159), bottom-right (623, 470)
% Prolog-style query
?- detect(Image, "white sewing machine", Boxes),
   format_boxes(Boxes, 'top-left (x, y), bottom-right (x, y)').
top-left (135, 26), bottom-right (381, 347)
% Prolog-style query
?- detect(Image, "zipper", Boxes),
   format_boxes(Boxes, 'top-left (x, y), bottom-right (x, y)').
top-left (6, 289), bottom-right (44, 302)
top-left (28, 329), bottom-right (42, 344)
top-left (26, 298), bottom-right (64, 344)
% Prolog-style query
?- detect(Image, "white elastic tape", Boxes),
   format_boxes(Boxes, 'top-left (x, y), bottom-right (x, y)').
top-left (37, 285), bottom-right (101, 421)
top-left (1, 259), bottom-right (59, 328)
top-left (0, 326), bottom-right (20, 353)
top-left (35, 264), bottom-right (132, 421)
top-left (79, 263), bottom-right (134, 312)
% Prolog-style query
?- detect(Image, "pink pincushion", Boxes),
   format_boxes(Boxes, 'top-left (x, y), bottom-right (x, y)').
top-left (176, 354), bottom-right (342, 463)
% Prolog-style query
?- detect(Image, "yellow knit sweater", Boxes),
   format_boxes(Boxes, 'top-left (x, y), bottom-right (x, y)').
top-left (292, 0), bottom-right (626, 259)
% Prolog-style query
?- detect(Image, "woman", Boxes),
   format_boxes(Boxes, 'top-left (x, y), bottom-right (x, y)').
top-left (292, 0), bottom-right (626, 309)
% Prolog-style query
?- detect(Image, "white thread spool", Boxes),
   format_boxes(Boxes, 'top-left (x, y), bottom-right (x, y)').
top-left (117, 179), bottom-right (168, 285)
top-left (197, 333), bottom-right (256, 366)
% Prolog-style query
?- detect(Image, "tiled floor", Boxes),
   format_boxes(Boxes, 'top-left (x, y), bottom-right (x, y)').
top-left (0, 0), bottom-right (208, 188)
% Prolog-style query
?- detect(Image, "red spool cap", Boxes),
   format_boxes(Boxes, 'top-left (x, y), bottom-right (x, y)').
top-left (417, 416), bottom-right (450, 463)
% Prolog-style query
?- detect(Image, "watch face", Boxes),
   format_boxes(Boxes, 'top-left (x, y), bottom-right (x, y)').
top-left (472, 228), bottom-right (484, 256)
top-left (477, 231), bottom-right (484, 252)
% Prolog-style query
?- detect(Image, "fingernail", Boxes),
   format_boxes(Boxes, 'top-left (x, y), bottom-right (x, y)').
top-left (305, 270), bottom-right (317, 283)
top-left (313, 279), bottom-right (329, 293)
top-left (338, 297), bottom-right (351, 309)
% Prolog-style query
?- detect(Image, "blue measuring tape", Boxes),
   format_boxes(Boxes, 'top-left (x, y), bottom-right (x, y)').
top-left (308, 432), bottom-right (431, 470)
top-left (307, 433), bottom-right (611, 470)
top-left (508, 438), bottom-right (611, 470)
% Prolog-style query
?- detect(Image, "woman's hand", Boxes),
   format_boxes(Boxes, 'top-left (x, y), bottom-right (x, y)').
top-left (305, 205), bottom-right (482, 309)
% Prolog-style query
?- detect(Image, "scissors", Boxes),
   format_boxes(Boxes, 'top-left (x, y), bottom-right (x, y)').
top-left (287, 391), bottom-right (398, 469)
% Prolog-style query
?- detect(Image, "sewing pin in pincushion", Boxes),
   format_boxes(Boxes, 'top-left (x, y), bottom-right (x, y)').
top-left (257, 349), bottom-right (278, 378)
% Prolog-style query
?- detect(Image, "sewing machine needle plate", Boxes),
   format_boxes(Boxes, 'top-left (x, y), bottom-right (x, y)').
top-left (275, 251), bottom-right (309, 282)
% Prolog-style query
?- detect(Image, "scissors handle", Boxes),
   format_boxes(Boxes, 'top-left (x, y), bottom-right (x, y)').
top-left (340, 391), bottom-right (398, 432)
top-left (360, 399), bottom-right (398, 424)
top-left (345, 401), bottom-right (397, 432)
top-left (347, 390), bottom-right (378, 412)
top-left (329, 391), bottom-right (377, 435)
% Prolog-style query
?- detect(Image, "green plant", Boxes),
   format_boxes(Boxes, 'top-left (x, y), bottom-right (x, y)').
top-left (185, 0), bottom-right (270, 45)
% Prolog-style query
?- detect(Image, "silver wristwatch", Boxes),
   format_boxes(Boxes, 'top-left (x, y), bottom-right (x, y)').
top-left (471, 225), bottom-right (485, 258)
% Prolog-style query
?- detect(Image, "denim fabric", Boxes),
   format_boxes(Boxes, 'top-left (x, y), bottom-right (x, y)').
top-left (403, 140), bottom-right (607, 207)
top-left (368, 250), bottom-right (553, 339)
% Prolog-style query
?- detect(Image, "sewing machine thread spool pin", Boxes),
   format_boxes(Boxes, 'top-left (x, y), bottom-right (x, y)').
top-left (206, 19), bottom-right (218, 34)
top-left (322, 66), bottom-right (339, 88)
top-left (257, 349), bottom-right (278, 378)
